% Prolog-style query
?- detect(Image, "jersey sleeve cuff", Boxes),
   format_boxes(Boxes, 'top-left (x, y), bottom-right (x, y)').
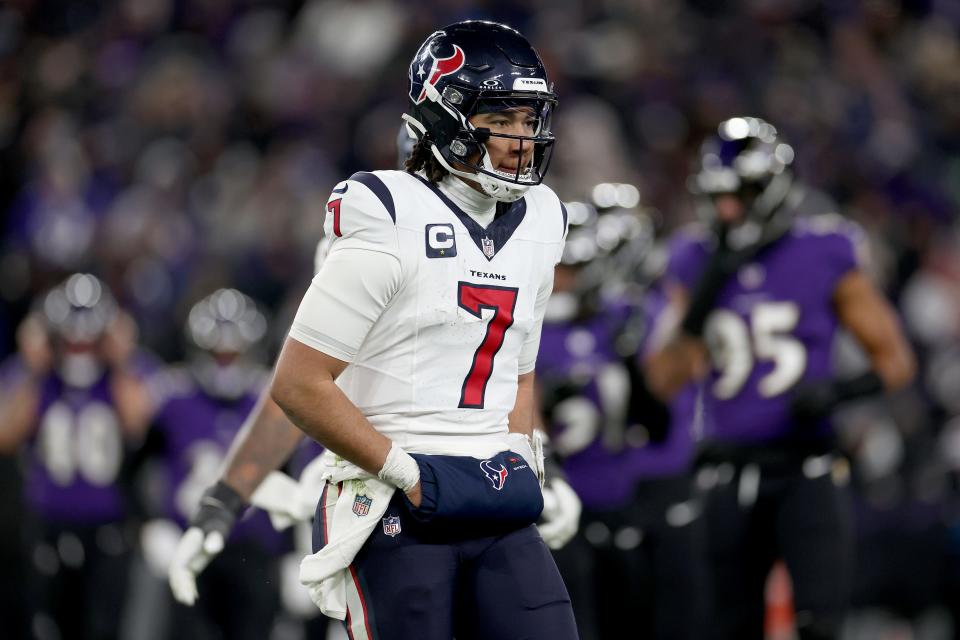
top-left (288, 323), bottom-right (358, 363)
top-left (517, 359), bottom-right (537, 376)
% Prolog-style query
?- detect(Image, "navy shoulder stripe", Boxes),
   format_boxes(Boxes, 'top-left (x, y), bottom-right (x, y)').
top-left (560, 201), bottom-right (568, 236)
top-left (349, 172), bottom-right (396, 223)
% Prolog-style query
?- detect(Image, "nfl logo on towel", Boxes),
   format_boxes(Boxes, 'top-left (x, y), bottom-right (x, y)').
top-left (382, 515), bottom-right (401, 537)
top-left (353, 494), bottom-right (373, 517)
top-left (481, 237), bottom-right (495, 259)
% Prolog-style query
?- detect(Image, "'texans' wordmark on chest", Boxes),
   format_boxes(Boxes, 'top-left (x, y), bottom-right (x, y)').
top-left (469, 269), bottom-right (507, 281)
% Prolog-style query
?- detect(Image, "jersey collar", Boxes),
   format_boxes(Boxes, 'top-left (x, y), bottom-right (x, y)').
top-left (415, 174), bottom-right (527, 261)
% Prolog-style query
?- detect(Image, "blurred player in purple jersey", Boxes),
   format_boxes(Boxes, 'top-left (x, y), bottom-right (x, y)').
top-left (645, 117), bottom-right (916, 640)
top-left (0, 273), bottom-right (154, 640)
top-left (538, 200), bottom-right (706, 640)
top-left (141, 289), bottom-right (289, 639)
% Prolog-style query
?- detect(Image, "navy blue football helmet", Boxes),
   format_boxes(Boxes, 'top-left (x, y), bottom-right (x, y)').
top-left (403, 20), bottom-right (557, 202)
top-left (693, 117), bottom-right (796, 245)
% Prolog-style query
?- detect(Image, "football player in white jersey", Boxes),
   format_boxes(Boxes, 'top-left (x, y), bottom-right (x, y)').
top-left (169, 20), bottom-right (578, 640)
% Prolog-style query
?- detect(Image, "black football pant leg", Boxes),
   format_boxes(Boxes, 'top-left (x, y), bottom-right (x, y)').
top-left (704, 464), bottom-right (854, 640)
top-left (632, 476), bottom-right (710, 640)
top-left (779, 471), bottom-right (853, 640)
top-left (551, 506), bottom-right (648, 640)
top-left (28, 522), bottom-right (132, 640)
top-left (703, 468), bottom-right (777, 640)
top-left (198, 544), bottom-right (281, 640)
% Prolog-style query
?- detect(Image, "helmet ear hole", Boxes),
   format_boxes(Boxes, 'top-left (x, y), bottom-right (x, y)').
top-left (449, 139), bottom-right (471, 157)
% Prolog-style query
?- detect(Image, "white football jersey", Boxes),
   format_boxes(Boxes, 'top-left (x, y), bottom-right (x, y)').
top-left (290, 170), bottom-right (567, 446)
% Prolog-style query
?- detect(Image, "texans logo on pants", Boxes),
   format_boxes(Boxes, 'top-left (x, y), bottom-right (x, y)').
top-left (481, 460), bottom-right (508, 491)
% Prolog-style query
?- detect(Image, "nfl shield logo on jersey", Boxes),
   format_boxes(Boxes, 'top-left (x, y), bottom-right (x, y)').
top-left (353, 494), bottom-right (373, 517)
top-left (382, 515), bottom-right (402, 537)
top-left (481, 237), bottom-right (495, 259)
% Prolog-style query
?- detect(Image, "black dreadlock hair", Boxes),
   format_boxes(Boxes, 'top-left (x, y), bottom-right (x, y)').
top-left (404, 136), bottom-right (449, 183)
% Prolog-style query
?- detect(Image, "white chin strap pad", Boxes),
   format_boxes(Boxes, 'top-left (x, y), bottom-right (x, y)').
top-left (479, 176), bottom-right (527, 202)
top-left (476, 150), bottom-right (530, 202)
top-left (427, 137), bottom-right (531, 203)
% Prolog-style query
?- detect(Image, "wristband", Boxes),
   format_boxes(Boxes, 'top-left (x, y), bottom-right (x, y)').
top-left (377, 443), bottom-right (421, 493)
top-left (790, 371), bottom-right (885, 423)
top-left (832, 371), bottom-right (884, 403)
top-left (191, 480), bottom-right (245, 536)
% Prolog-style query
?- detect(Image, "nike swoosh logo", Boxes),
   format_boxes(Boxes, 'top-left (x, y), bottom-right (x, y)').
top-left (332, 183), bottom-right (349, 195)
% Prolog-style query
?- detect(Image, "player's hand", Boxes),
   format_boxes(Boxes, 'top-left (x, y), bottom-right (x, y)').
top-left (377, 443), bottom-right (422, 503)
top-left (16, 313), bottom-right (52, 376)
top-left (169, 527), bottom-right (223, 605)
top-left (537, 477), bottom-right (581, 550)
top-left (404, 482), bottom-right (423, 508)
top-left (788, 381), bottom-right (839, 424)
top-left (168, 481), bottom-right (245, 605)
top-left (141, 519), bottom-right (184, 577)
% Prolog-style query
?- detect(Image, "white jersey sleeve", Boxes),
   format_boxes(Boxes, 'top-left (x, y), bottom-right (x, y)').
top-left (289, 173), bottom-right (402, 362)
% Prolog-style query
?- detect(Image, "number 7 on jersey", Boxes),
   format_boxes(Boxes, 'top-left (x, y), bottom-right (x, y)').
top-left (458, 282), bottom-right (519, 409)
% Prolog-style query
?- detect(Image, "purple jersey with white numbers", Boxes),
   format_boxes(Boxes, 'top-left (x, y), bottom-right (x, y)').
top-left (666, 216), bottom-right (864, 443)
top-left (25, 371), bottom-right (128, 524)
top-left (151, 369), bottom-right (285, 553)
top-left (537, 296), bottom-right (689, 509)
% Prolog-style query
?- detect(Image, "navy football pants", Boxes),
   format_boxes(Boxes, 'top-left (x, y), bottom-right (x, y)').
top-left (313, 490), bottom-right (579, 640)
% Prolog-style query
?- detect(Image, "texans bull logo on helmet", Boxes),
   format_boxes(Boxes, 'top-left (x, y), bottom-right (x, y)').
top-left (410, 43), bottom-right (465, 105)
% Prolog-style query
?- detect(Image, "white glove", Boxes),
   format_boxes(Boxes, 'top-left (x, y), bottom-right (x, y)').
top-left (168, 526), bottom-right (226, 605)
top-left (167, 481), bottom-right (245, 605)
top-left (140, 519), bottom-right (183, 578)
top-left (537, 477), bottom-right (581, 550)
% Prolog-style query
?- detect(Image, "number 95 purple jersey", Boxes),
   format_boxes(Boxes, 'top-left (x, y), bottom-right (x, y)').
top-left (665, 215), bottom-right (868, 443)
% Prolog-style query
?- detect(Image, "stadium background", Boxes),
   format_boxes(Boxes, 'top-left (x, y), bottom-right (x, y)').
top-left (1, 0), bottom-right (959, 638)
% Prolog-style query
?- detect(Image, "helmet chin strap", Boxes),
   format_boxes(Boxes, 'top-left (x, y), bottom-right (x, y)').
top-left (429, 142), bottom-right (530, 203)
top-left (476, 152), bottom-right (530, 203)
top-left (401, 113), bottom-right (426, 138)
top-left (404, 113), bottom-right (532, 203)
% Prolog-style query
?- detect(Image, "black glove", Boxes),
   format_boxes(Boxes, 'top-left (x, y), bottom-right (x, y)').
top-left (191, 480), bottom-right (246, 538)
top-left (789, 371), bottom-right (884, 424)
